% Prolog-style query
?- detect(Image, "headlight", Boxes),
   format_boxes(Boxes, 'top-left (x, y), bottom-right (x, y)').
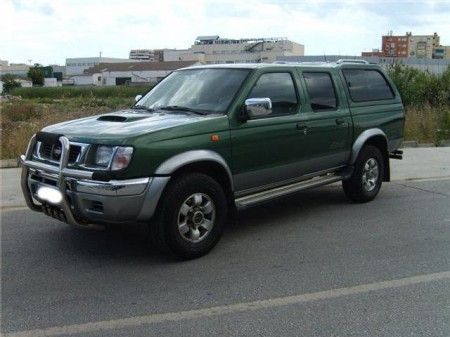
top-left (88, 145), bottom-right (134, 170)
top-left (111, 147), bottom-right (133, 170)
top-left (95, 146), bottom-right (114, 167)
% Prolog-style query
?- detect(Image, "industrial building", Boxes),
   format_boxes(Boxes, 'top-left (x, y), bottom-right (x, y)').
top-left (72, 60), bottom-right (199, 86)
top-left (65, 56), bottom-right (131, 76)
top-left (129, 35), bottom-right (304, 65)
top-left (129, 49), bottom-right (164, 62)
top-left (190, 35), bottom-right (304, 64)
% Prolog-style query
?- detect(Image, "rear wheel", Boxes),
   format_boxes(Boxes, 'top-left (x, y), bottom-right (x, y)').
top-left (149, 173), bottom-right (227, 259)
top-left (343, 145), bottom-right (384, 203)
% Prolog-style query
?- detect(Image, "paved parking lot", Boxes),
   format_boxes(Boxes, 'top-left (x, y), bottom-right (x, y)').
top-left (1, 148), bottom-right (449, 337)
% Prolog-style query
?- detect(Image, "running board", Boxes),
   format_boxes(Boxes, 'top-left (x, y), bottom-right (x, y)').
top-left (235, 175), bottom-right (343, 209)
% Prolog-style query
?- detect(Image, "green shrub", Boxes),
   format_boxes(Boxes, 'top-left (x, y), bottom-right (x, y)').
top-left (388, 64), bottom-right (450, 107)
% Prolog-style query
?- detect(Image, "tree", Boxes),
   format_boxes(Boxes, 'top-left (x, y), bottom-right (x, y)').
top-left (1, 74), bottom-right (21, 94)
top-left (27, 66), bottom-right (44, 86)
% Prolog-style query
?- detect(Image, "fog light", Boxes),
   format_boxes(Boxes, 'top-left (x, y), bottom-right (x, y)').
top-left (37, 186), bottom-right (63, 204)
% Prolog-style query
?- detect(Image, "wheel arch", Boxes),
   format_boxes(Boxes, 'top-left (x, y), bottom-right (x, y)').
top-left (154, 150), bottom-right (235, 204)
top-left (351, 129), bottom-right (390, 182)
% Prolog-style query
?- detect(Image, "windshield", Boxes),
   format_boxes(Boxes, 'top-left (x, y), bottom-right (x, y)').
top-left (135, 68), bottom-right (250, 114)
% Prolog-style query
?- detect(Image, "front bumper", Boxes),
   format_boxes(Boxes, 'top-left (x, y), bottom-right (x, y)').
top-left (20, 134), bottom-right (169, 227)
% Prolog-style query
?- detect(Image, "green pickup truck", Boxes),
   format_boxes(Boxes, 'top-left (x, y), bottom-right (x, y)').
top-left (20, 60), bottom-right (405, 259)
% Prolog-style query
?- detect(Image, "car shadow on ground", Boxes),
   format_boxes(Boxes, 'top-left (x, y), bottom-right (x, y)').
top-left (39, 184), bottom-right (349, 263)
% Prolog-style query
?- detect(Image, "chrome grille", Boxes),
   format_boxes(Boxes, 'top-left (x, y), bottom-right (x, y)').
top-left (36, 142), bottom-right (84, 165)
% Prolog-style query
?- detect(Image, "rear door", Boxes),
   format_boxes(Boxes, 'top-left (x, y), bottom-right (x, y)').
top-left (296, 69), bottom-right (352, 172)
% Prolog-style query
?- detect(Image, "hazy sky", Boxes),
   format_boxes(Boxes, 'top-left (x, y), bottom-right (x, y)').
top-left (1, 0), bottom-right (450, 65)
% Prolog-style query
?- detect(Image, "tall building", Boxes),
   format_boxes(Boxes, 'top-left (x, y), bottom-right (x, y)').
top-left (382, 33), bottom-right (409, 57)
top-left (380, 32), bottom-right (440, 59)
top-left (407, 32), bottom-right (440, 58)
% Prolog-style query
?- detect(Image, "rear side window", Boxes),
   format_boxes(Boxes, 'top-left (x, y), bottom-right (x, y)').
top-left (303, 72), bottom-right (337, 111)
top-left (342, 69), bottom-right (395, 102)
top-left (248, 72), bottom-right (298, 116)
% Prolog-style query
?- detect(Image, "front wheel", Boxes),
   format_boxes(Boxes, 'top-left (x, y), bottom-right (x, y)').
top-left (343, 145), bottom-right (384, 203)
top-left (149, 173), bottom-right (228, 259)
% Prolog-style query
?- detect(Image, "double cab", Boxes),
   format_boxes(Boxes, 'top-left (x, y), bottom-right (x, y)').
top-left (20, 60), bottom-right (405, 259)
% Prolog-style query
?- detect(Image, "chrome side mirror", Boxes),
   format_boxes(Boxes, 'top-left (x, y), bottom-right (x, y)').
top-left (135, 95), bottom-right (142, 103)
top-left (244, 98), bottom-right (272, 119)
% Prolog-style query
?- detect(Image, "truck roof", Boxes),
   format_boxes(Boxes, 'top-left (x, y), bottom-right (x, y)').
top-left (180, 60), bottom-right (381, 71)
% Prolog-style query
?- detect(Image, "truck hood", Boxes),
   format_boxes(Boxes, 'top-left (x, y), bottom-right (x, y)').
top-left (43, 109), bottom-right (220, 143)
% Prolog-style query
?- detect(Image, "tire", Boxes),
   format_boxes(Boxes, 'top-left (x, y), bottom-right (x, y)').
top-left (342, 145), bottom-right (384, 203)
top-left (149, 173), bottom-right (228, 259)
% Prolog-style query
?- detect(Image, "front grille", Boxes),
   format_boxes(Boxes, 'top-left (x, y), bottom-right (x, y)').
top-left (38, 142), bottom-right (81, 164)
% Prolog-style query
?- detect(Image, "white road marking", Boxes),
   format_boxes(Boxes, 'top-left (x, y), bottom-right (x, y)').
top-left (4, 271), bottom-right (450, 337)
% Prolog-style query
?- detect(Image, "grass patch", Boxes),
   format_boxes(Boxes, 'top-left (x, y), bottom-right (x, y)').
top-left (10, 85), bottom-right (152, 99)
top-left (1, 97), bottom-right (133, 159)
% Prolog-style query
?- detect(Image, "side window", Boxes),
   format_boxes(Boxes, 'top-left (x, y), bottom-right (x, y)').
top-left (247, 72), bottom-right (298, 116)
top-left (303, 72), bottom-right (337, 111)
top-left (342, 69), bottom-right (395, 102)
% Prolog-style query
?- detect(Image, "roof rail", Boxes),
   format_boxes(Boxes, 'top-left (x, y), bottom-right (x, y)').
top-left (336, 59), bottom-right (369, 65)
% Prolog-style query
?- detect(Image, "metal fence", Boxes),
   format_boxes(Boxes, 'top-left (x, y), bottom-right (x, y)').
top-left (276, 55), bottom-right (450, 74)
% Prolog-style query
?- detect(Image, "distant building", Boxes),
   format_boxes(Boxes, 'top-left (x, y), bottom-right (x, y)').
top-left (72, 60), bottom-right (199, 86)
top-left (130, 35), bottom-right (304, 65)
top-left (190, 35), bottom-right (304, 64)
top-left (361, 49), bottom-right (383, 57)
top-left (65, 57), bottom-right (131, 76)
top-left (377, 32), bottom-right (440, 59)
top-left (382, 33), bottom-right (409, 57)
top-left (0, 62), bottom-right (30, 77)
top-left (407, 32), bottom-right (440, 58)
top-left (433, 46), bottom-right (450, 59)
top-left (129, 49), bottom-right (164, 62)
top-left (162, 49), bottom-right (206, 63)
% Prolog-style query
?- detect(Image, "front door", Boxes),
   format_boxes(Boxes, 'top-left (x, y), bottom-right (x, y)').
top-left (230, 71), bottom-right (307, 193)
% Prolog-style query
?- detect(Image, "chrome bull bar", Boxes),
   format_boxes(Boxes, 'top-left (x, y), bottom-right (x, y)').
top-left (20, 134), bottom-right (96, 228)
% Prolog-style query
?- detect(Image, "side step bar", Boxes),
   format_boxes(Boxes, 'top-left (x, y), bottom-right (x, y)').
top-left (235, 174), bottom-right (343, 209)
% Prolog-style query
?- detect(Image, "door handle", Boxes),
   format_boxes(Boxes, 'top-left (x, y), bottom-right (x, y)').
top-left (335, 118), bottom-right (346, 125)
top-left (296, 123), bottom-right (308, 134)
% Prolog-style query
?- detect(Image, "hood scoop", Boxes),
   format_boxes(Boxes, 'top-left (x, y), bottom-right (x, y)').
top-left (97, 115), bottom-right (147, 122)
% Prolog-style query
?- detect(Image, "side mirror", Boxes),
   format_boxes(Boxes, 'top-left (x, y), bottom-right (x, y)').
top-left (244, 98), bottom-right (272, 119)
top-left (135, 95), bottom-right (143, 103)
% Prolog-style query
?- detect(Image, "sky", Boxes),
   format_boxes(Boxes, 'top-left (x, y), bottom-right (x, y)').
top-left (1, 0), bottom-right (450, 65)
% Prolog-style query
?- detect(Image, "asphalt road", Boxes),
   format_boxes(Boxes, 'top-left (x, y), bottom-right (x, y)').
top-left (1, 177), bottom-right (450, 337)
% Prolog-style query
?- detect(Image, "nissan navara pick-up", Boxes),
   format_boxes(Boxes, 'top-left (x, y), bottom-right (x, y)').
top-left (20, 60), bottom-right (405, 259)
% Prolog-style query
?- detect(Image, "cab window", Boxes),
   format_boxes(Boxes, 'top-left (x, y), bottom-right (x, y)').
top-left (303, 72), bottom-right (338, 111)
top-left (247, 72), bottom-right (298, 116)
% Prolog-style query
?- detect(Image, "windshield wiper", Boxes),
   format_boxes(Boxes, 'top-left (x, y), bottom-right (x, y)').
top-left (131, 105), bottom-right (155, 112)
top-left (158, 106), bottom-right (208, 115)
